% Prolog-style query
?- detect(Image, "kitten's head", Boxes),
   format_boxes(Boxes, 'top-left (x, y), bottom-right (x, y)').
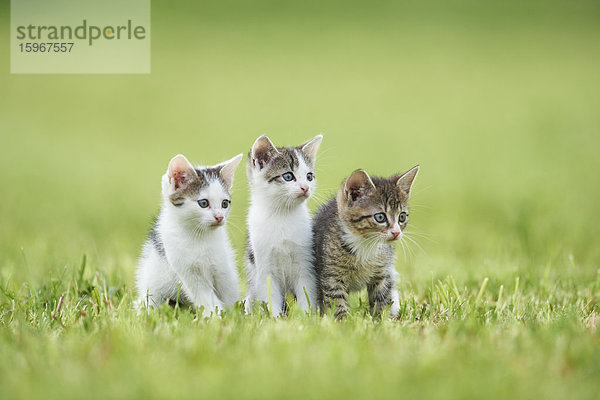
top-left (336, 166), bottom-right (419, 242)
top-left (161, 153), bottom-right (243, 230)
top-left (247, 134), bottom-right (323, 209)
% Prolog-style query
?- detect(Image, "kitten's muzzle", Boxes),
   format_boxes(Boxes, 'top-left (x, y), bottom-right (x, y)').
top-left (389, 230), bottom-right (401, 241)
top-left (211, 215), bottom-right (224, 227)
top-left (296, 185), bottom-right (310, 198)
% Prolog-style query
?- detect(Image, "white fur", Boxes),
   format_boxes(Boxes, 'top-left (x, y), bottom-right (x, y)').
top-left (245, 140), bottom-right (321, 316)
top-left (340, 226), bottom-right (385, 266)
top-left (136, 155), bottom-right (241, 317)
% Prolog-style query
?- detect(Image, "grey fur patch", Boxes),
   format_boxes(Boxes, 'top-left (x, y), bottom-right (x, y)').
top-left (248, 146), bottom-right (312, 184)
top-left (148, 218), bottom-right (166, 258)
top-left (246, 234), bottom-right (255, 265)
top-left (170, 165), bottom-right (231, 204)
top-left (196, 165), bottom-right (232, 195)
top-left (195, 166), bottom-right (221, 185)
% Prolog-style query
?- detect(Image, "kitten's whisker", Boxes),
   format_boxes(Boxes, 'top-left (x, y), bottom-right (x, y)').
top-left (310, 191), bottom-right (328, 201)
top-left (409, 202), bottom-right (431, 210)
top-left (313, 148), bottom-right (338, 168)
top-left (406, 223), bottom-right (429, 232)
top-left (404, 230), bottom-right (436, 243)
top-left (406, 234), bottom-right (435, 244)
top-left (403, 234), bottom-right (427, 257)
top-left (410, 184), bottom-right (432, 197)
top-left (225, 219), bottom-right (244, 234)
top-left (402, 237), bottom-right (416, 260)
top-left (398, 237), bottom-right (408, 262)
top-left (404, 229), bottom-right (431, 237)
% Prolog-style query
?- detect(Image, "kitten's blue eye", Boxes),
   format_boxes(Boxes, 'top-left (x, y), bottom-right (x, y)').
top-left (306, 172), bottom-right (314, 181)
top-left (198, 199), bottom-right (209, 208)
top-left (398, 212), bottom-right (408, 223)
top-left (374, 213), bottom-right (387, 223)
top-left (282, 172), bottom-right (295, 182)
top-left (221, 200), bottom-right (230, 209)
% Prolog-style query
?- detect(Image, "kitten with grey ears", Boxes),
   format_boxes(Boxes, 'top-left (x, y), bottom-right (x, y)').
top-left (313, 166), bottom-right (419, 320)
top-left (245, 134), bottom-right (323, 316)
top-left (136, 153), bottom-right (242, 316)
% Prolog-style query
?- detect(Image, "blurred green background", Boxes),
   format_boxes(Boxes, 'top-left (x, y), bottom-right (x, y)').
top-left (1, 1), bottom-right (599, 399)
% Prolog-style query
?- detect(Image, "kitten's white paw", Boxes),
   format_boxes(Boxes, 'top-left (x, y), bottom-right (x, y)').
top-left (243, 297), bottom-right (252, 315)
top-left (390, 301), bottom-right (400, 319)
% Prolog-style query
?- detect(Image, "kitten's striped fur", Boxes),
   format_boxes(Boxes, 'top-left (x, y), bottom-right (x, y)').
top-left (313, 166), bottom-right (419, 319)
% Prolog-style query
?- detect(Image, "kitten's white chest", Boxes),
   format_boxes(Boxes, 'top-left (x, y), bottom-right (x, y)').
top-left (248, 205), bottom-right (313, 273)
top-left (251, 209), bottom-right (310, 241)
top-left (162, 227), bottom-right (225, 271)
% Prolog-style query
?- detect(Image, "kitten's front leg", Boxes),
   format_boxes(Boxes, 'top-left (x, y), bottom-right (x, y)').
top-left (213, 260), bottom-right (239, 308)
top-left (201, 297), bottom-right (225, 317)
top-left (191, 285), bottom-right (225, 317)
top-left (390, 286), bottom-right (400, 317)
top-left (175, 268), bottom-right (224, 317)
top-left (388, 266), bottom-right (401, 317)
top-left (321, 267), bottom-right (349, 320)
top-left (293, 267), bottom-right (317, 313)
top-left (367, 272), bottom-right (396, 318)
top-left (250, 273), bottom-right (285, 317)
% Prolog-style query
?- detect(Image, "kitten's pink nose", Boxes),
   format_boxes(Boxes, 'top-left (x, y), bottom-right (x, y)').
top-left (391, 231), bottom-right (401, 239)
top-left (300, 185), bottom-right (309, 193)
top-left (214, 216), bottom-right (224, 223)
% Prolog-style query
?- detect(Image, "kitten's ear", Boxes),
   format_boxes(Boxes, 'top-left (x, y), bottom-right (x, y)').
top-left (299, 134), bottom-right (323, 164)
top-left (218, 153), bottom-right (243, 188)
top-left (395, 165), bottom-right (420, 196)
top-left (251, 135), bottom-right (279, 170)
top-left (167, 154), bottom-right (197, 191)
top-left (344, 169), bottom-right (375, 203)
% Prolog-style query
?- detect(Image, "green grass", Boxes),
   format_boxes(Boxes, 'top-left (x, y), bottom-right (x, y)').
top-left (1, 1), bottom-right (600, 399)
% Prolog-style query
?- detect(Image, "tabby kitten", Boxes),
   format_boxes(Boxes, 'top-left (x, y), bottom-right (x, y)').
top-left (313, 166), bottom-right (419, 319)
top-left (245, 134), bottom-right (323, 316)
top-left (136, 153), bottom-right (242, 316)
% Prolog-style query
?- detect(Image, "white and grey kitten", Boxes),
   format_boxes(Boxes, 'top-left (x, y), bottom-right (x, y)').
top-left (245, 134), bottom-right (323, 316)
top-left (136, 153), bottom-right (242, 316)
